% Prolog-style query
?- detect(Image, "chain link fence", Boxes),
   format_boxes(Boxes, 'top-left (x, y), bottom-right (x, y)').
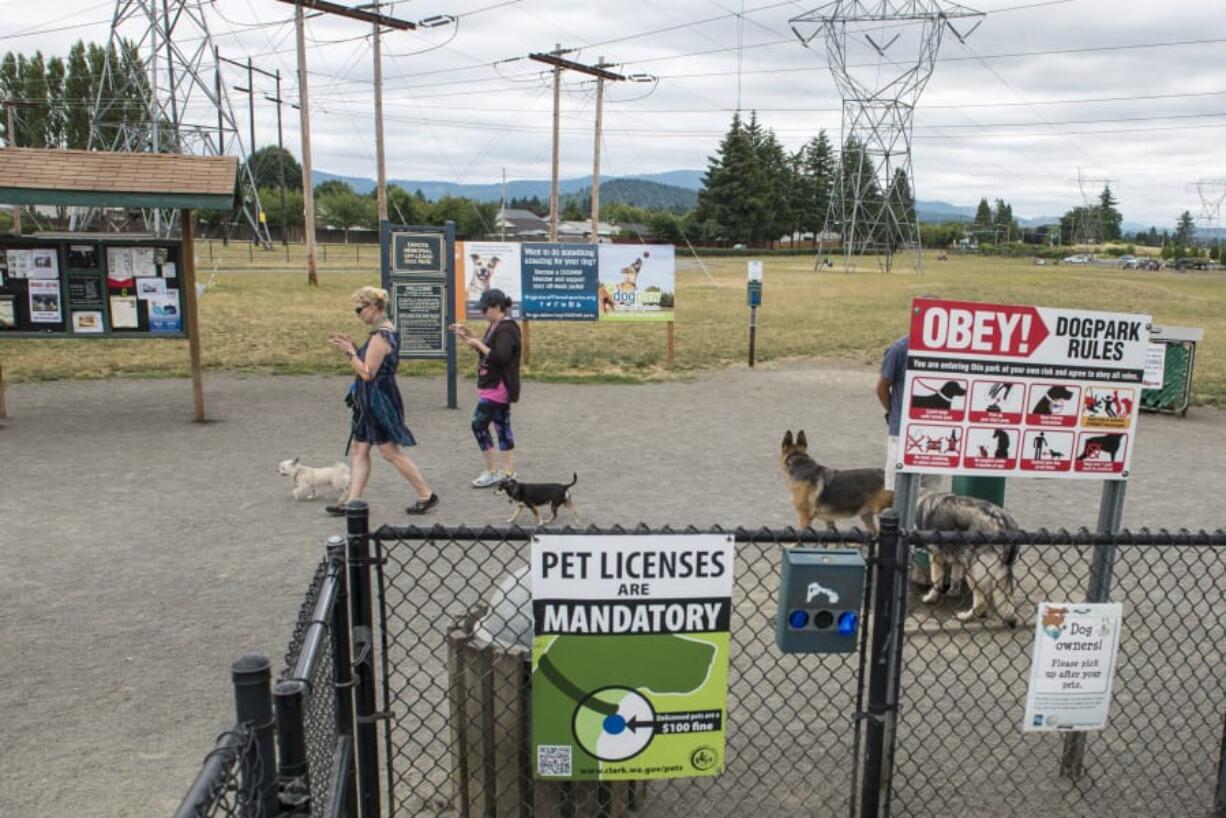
top-left (369, 523), bottom-right (877, 818)
top-left (174, 725), bottom-right (265, 818)
top-left (172, 509), bottom-right (1225, 818)
top-left (369, 522), bottom-right (1226, 818)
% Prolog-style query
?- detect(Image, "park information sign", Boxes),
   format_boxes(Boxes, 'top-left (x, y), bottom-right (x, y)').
top-left (898, 298), bottom-right (1151, 479)
top-left (1023, 602), bottom-right (1123, 732)
top-left (531, 534), bottom-right (735, 781)
top-left (381, 223), bottom-right (455, 362)
top-left (453, 242), bottom-right (676, 323)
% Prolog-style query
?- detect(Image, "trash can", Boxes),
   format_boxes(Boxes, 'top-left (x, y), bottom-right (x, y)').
top-left (447, 568), bottom-right (647, 817)
top-left (1142, 325), bottom-right (1204, 417)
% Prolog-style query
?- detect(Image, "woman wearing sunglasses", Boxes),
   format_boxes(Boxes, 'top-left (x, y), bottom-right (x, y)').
top-left (327, 286), bottom-right (438, 516)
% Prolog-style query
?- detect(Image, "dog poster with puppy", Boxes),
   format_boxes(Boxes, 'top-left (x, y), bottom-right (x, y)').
top-left (531, 534), bottom-right (734, 781)
top-left (900, 297), bottom-right (1150, 480)
top-left (596, 245), bottom-right (675, 322)
top-left (455, 241), bottom-right (522, 319)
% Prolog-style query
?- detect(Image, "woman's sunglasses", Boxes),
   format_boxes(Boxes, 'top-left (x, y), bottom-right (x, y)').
top-left (354, 305), bottom-right (367, 315)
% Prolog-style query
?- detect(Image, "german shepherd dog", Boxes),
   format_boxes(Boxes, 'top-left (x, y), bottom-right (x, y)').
top-left (780, 431), bottom-right (894, 533)
top-left (915, 491), bottom-right (1020, 627)
top-left (495, 473), bottom-right (580, 525)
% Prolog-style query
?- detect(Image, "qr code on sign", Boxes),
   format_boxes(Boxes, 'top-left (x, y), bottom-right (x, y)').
top-left (537, 744), bottom-right (572, 776)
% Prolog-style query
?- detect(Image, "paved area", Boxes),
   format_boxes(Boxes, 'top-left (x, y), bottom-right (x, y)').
top-left (0, 363), bottom-right (1222, 817)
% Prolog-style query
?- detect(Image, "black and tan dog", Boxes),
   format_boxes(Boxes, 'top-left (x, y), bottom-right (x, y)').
top-left (780, 430), bottom-right (894, 533)
top-left (916, 491), bottom-right (1019, 627)
top-left (495, 473), bottom-right (580, 525)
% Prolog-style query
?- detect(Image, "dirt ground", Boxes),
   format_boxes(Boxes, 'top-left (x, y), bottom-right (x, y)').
top-left (0, 362), bottom-right (1222, 817)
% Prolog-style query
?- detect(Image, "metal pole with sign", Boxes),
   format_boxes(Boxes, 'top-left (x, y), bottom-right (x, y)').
top-left (379, 219), bottom-right (458, 409)
top-left (747, 261), bottom-right (763, 368)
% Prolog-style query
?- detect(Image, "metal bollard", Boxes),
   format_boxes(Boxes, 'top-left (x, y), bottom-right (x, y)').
top-left (231, 652), bottom-right (279, 818)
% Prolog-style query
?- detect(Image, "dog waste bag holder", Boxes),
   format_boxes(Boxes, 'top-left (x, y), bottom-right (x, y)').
top-left (776, 549), bottom-right (865, 654)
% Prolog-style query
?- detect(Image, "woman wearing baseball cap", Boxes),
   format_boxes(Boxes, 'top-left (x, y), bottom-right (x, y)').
top-left (449, 288), bottom-right (522, 488)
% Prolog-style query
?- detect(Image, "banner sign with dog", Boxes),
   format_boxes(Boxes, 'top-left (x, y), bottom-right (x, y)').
top-left (1023, 602), bottom-right (1123, 732)
top-left (900, 298), bottom-right (1151, 479)
top-left (530, 534), bottom-right (734, 781)
top-left (454, 242), bottom-right (676, 323)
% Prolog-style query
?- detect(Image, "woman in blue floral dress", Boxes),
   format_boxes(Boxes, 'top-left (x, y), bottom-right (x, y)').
top-left (327, 286), bottom-right (438, 516)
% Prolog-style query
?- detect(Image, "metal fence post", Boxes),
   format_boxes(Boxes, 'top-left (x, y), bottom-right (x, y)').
top-left (347, 501), bottom-right (382, 818)
top-left (861, 509), bottom-right (905, 818)
top-left (232, 652), bottom-right (279, 818)
top-left (329, 534), bottom-right (359, 818)
top-left (274, 679), bottom-right (310, 815)
top-left (1216, 707), bottom-right (1226, 818)
top-left (1061, 479), bottom-right (1126, 780)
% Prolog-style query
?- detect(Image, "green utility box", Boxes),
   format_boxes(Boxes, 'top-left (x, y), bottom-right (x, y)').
top-left (1142, 326), bottom-right (1203, 417)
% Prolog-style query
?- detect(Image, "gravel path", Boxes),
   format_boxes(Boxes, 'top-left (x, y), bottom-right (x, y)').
top-left (0, 363), bottom-right (1221, 817)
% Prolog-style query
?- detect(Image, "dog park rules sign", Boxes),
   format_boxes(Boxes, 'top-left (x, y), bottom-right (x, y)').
top-left (1023, 603), bottom-right (1123, 732)
top-left (899, 298), bottom-right (1151, 480)
top-left (531, 534), bottom-right (735, 781)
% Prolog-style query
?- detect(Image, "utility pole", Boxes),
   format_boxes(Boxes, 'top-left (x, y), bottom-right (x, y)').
top-left (294, 3), bottom-right (318, 285)
top-left (266, 73), bottom-right (290, 246)
top-left (549, 45), bottom-right (561, 242)
top-left (4, 101), bottom-right (22, 234)
top-left (279, 0), bottom-right (415, 284)
top-left (501, 167), bottom-right (507, 241)
top-left (529, 47), bottom-right (624, 243)
top-left (373, 14), bottom-right (388, 223)
top-left (591, 57), bottom-right (605, 243)
top-left (224, 51), bottom-right (280, 247)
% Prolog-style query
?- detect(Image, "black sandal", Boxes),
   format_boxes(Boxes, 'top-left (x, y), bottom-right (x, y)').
top-left (406, 493), bottom-right (439, 515)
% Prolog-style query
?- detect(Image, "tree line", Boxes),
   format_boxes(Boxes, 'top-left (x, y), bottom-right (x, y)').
top-left (1, 40), bottom-right (152, 151)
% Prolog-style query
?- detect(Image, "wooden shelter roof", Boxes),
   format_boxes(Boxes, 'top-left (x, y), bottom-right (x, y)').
top-left (0, 148), bottom-right (238, 210)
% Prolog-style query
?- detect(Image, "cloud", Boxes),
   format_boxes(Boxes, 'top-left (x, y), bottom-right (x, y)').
top-left (6, 0), bottom-right (1226, 226)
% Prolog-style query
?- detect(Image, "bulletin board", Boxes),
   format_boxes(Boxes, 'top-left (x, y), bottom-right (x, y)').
top-left (0, 236), bottom-right (185, 338)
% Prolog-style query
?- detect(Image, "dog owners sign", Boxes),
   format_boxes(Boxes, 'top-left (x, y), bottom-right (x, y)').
top-left (898, 298), bottom-right (1151, 480)
top-left (1023, 602), bottom-right (1123, 732)
top-left (530, 534), bottom-right (734, 781)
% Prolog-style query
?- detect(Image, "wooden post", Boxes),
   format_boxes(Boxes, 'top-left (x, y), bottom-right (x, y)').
top-left (522, 320), bottom-right (531, 367)
top-left (181, 209), bottom-right (206, 422)
top-left (0, 360), bottom-right (7, 419)
top-left (666, 320), bottom-right (675, 367)
top-left (294, 1), bottom-right (319, 286)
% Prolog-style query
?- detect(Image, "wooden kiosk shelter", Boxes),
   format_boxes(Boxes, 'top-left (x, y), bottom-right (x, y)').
top-left (0, 148), bottom-right (239, 422)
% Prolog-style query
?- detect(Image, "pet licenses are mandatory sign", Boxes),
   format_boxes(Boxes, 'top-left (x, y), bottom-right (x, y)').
top-left (531, 534), bottom-right (735, 781)
top-left (899, 297), bottom-right (1151, 480)
top-left (1023, 602), bottom-right (1123, 732)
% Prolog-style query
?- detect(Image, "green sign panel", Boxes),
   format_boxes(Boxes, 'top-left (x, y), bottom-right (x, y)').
top-left (531, 534), bottom-right (734, 781)
top-left (390, 232), bottom-right (445, 274)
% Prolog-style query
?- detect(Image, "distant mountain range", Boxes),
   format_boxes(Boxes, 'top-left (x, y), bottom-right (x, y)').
top-left (315, 168), bottom-right (1165, 230)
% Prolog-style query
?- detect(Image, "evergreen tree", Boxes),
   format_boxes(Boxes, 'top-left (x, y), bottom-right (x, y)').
top-left (64, 42), bottom-right (92, 148)
top-left (20, 52), bottom-right (48, 148)
top-left (1098, 185), bottom-right (1122, 241)
top-left (45, 57), bottom-right (65, 148)
top-left (696, 112), bottom-right (767, 245)
top-left (0, 54), bottom-right (18, 145)
top-left (793, 131), bottom-right (834, 240)
top-left (834, 136), bottom-right (882, 247)
top-left (886, 168), bottom-right (916, 248)
top-left (1174, 210), bottom-right (1195, 246)
top-left (974, 197), bottom-right (993, 228)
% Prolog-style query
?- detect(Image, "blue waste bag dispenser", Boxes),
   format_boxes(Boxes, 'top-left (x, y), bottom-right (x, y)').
top-left (776, 549), bottom-right (866, 654)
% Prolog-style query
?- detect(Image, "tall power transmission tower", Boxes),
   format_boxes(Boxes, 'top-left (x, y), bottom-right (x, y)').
top-left (84, 0), bottom-right (270, 243)
top-left (1190, 177), bottom-right (1226, 249)
top-left (791, 0), bottom-right (982, 273)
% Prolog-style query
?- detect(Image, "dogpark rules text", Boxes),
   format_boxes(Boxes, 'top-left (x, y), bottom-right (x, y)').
top-left (531, 535), bottom-right (735, 781)
top-left (899, 297), bottom-right (1152, 480)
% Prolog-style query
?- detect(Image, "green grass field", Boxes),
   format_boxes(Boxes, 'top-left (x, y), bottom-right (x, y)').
top-left (3, 245), bottom-right (1224, 407)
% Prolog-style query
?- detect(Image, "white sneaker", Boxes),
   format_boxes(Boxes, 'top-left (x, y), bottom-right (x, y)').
top-left (471, 470), bottom-right (502, 488)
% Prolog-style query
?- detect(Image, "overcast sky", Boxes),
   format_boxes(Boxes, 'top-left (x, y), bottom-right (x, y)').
top-left (6, 0), bottom-right (1226, 226)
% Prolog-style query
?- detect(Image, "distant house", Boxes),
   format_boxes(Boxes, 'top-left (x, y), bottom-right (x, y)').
top-left (494, 208), bottom-right (549, 240)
